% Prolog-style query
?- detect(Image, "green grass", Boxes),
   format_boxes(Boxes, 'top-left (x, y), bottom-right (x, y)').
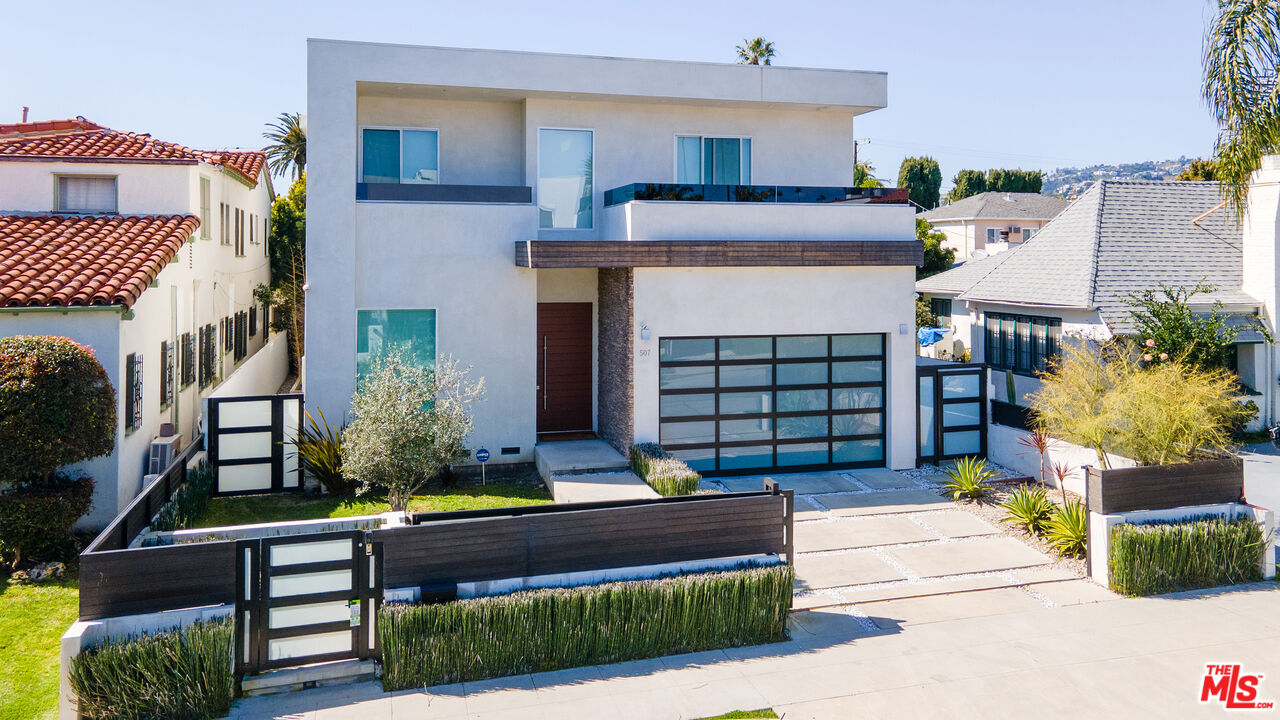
top-left (0, 569), bottom-right (80, 720)
top-left (1109, 516), bottom-right (1263, 596)
top-left (190, 482), bottom-right (552, 528)
top-left (694, 712), bottom-right (779, 720)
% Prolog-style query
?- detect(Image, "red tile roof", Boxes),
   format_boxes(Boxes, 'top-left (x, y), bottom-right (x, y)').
top-left (0, 214), bottom-right (199, 309)
top-left (0, 118), bottom-right (266, 186)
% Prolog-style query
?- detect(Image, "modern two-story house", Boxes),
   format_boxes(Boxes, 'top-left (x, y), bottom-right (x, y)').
top-left (0, 117), bottom-right (276, 525)
top-left (306, 42), bottom-right (923, 476)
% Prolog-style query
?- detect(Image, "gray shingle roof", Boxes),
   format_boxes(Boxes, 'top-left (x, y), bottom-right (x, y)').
top-left (918, 192), bottom-right (1070, 222)
top-left (914, 181), bottom-right (1259, 333)
top-left (914, 251), bottom-right (1012, 295)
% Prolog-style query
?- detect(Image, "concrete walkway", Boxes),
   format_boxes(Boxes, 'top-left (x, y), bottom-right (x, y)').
top-left (228, 582), bottom-right (1280, 719)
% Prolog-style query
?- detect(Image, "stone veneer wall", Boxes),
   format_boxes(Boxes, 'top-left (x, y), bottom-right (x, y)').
top-left (597, 268), bottom-right (634, 454)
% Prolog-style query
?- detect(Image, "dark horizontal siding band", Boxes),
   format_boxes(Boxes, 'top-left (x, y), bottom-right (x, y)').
top-left (516, 240), bottom-right (924, 268)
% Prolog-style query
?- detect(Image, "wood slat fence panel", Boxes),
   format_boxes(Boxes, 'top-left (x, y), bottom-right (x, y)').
top-left (1086, 458), bottom-right (1244, 514)
top-left (79, 541), bottom-right (238, 619)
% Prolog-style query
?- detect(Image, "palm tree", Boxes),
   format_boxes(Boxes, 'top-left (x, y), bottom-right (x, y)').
top-left (262, 112), bottom-right (306, 180)
top-left (736, 37), bottom-right (776, 66)
top-left (1203, 1), bottom-right (1280, 216)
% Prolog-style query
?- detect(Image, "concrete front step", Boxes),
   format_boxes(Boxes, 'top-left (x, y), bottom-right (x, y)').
top-left (241, 659), bottom-right (377, 697)
top-left (534, 440), bottom-right (630, 481)
top-left (546, 471), bottom-right (659, 503)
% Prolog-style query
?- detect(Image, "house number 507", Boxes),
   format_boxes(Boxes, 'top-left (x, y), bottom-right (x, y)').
top-left (638, 349), bottom-right (651, 357)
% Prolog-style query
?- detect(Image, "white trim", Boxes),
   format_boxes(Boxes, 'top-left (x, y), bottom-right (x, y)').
top-left (672, 134), bottom-right (753, 184)
top-left (357, 125), bottom-right (441, 185)
top-left (536, 126), bottom-right (595, 230)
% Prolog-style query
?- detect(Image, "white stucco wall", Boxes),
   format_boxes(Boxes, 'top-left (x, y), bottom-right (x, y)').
top-left (631, 266), bottom-right (917, 470)
top-left (1242, 156), bottom-right (1280, 427)
top-left (605, 201), bottom-right (915, 243)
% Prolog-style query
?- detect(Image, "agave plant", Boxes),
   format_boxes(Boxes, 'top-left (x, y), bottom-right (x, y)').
top-left (291, 409), bottom-right (353, 495)
top-left (941, 456), bottom-right (997, 501)
top-left (1045, 500), bottom-right (1088, 558)
top-left (1001, 485), bottom-right (1054, 534)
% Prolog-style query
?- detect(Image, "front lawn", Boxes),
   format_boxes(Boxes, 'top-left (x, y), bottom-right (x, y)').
top-left (191, 482), bottom-right (552, 528)
top-left (0, 569), bottom-right (79, 720)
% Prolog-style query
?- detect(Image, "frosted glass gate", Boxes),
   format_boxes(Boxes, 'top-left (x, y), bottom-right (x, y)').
top-left (235, 531), bottom-right (382, 673)
top-left (206, 394), bottom-right (303, 495)
top-left (917, 361), bottom-right (986, 465)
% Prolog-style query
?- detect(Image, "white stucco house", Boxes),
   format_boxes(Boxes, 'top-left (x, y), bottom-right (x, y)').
top-left (305, 41), bottom-right (924, 476)
top-left (919, 191), bottom-right (1069, 261)
top-left (917, 177), bottom-right (1277, 431)
top-left (0, 117), bottom-right (278, 526)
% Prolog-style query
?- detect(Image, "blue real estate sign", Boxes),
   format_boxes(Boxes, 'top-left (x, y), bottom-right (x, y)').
top-left (476, 448), bottom-right (490, 463)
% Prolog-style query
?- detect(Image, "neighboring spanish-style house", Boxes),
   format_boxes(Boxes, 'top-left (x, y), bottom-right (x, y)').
top-left (306, 41), bottom-right (923, 476)
top-left (916, 179), bottom-right (1275, 430)
top-left (919, 191), bottom-right (1069, 260)
top-left (0, 117), bottom-right (276, 526)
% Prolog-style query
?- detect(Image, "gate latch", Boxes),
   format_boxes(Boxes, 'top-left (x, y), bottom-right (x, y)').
top-left (364, 543), bottom-right (372, 557)
top-left (349, 600), bottom-right (361, 627)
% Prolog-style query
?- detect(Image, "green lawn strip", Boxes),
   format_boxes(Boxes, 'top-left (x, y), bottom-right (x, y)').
top-left (191, 482), bottom-right (552, 528)
top-left (0, 570), bottom-right (79, 720)
top-left (693, 711), bottom-right (779, 719)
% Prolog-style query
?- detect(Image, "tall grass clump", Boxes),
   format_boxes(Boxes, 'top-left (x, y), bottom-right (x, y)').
top-left (378, 563), bottom-right (793, 690)
top-left (1108, 516), bottom-right (1263, 596)
top-left (150, 461), bottom-right (214, 532)
top-left (630, 443), bottom-right (701, 496)
top-left (68, 617), bottom-right (235, 720)
top-left (292, 409), bottom-right (354, 495)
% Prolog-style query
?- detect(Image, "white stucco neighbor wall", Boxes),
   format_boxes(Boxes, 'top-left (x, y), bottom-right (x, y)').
top-left (631, 266), bottom-right (918, 470)
top-left (210, 332), bottom-right (291, 399)
top-left (986, 423), bottom-right (1137, 496)
top-left (1242, 156), bottom-right (1280, 428)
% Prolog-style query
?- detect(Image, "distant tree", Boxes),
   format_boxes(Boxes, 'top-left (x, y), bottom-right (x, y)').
top-left (916, 218), bottom-right (955, 279)
top-left (735, 38), bottom-right (776, 65)
top-left (898, 156), bottom-right (943, 210)
top-left (986, 168), bottom-right (1043, 194)
top-left (946, 169), bottom-right (988, 202)
top-left (916, 296), bottom-right (937, 329)
top-left (853, 162), bottom-right (884, 188)
top-left (263, 173), bottom-right (306, 375)
top-left (262, 112), bottom-right (306, 180)
top-left (1176, 158), bottom-right (1219, 181)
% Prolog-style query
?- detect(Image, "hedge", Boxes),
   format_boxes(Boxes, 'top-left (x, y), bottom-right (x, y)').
top-left (630, 443), bottom-right (701, 496)
top-left (379, 563), bottom-right (793, 690)
top-left (1108, 516), bottom-right (1264, 596)
top-left (68, 617), bottom-right (235, 720)
top-left (0, 474), bottom-right (94, 566)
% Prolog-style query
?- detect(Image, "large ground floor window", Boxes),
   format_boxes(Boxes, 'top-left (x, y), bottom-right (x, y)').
top-left (658, 333), bottom-right (887, 475)
top-left (356, 309), bottom-right (436, 381)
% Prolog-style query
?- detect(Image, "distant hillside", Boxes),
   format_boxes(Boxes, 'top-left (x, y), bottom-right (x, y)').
top-left (1042, 157), bottom-right (1197, 198)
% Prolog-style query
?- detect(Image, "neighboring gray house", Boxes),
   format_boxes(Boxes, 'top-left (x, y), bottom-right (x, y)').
top-left (919, 191), bottom-right (1069, 260)
top-left (917, 180), bottom-right (1271, 428)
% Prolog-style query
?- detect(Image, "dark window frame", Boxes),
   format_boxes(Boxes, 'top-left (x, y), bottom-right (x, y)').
top-left (930, 298), bottom-right (952, 325)
top-left (984, 312), bottom-right (1061, 376)
top-left (125, 352), bottom-right (143, 432)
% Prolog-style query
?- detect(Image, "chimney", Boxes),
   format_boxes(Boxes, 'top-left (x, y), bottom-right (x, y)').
top-left (1241, 154), bottom-right (1280, 426)
top-left (20, 106), bottom-right (27, 123)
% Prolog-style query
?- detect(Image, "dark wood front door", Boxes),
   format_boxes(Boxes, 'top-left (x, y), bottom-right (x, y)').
top-left (537, 303), bottom-right (593, 433)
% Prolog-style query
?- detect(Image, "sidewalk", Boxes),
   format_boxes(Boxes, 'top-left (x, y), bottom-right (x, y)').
top-left (229, 582), bottom-right (1280, 719)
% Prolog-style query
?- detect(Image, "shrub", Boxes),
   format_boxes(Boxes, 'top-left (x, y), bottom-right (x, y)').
top-left (0, 474), bottom-right (93, 567)
top-left (378, 563), bottom-right (793, 690)
top-left (1109, 516), bottom-right (1263, 596)
top-left (941, 456), bottom-right (996, 500)
top-left (149, 462), bottom-right (214, 532)
top-left (293, 409), bottom-right (354, 495)
top-left (68, 616), bottom-right (235, 720)
top-left (1045, 500), bottom-right (1088, 557)
top-left (1001, 485), bottom-right (1054, 534)
top-left (0, 335), bottom-right (115, 483)
top-left (630, 443), bottom-right (700, 496)
top-left (342, 351), bottom-right (484, 512)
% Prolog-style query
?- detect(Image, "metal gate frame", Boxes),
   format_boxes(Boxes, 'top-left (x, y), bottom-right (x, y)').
top-left (207, 393), bottom-right (305, 496)
top-left (917, 362), bottom-right (987, 466)
top-left (235, 530), bottom-right (383, 675)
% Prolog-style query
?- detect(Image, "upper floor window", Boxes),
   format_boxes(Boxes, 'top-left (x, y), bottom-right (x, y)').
top-left (361, 128), bottom-right (439, 184)
top-left (675, 136), bottom-right (751, 185)
top-left (984, 312), bottom-right (1060, 376)
top-left (985, 227), bottom-right (999, 245)
top-left (1021, 227), bottom-right (1035, 242)
top-left (199, 177), bottom-right (211, 239)
top-left (57, 175), bottom-right (117, 213)
top-left (538, 128), bottom-right (593, 229)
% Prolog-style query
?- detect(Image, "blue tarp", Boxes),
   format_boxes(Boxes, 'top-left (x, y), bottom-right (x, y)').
top-left (917, 327), bottom-right (947, 347)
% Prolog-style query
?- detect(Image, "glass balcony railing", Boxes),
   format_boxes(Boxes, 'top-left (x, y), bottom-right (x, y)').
top-left (603, 183), bottom-right (906, 207)
top-left (356, 183), bottom-right (532, 203)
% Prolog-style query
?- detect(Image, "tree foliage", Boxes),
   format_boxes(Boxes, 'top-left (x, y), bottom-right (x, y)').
top-left (946, 169), bottom-right (987, 202)
top-left (1122, 281), bottom-right (1267, 371)
top-left (853, 162), bottom-right (883, 188)
top-left (735, 37), bottom-right (776, 65)
top-left (986, 168), bottom-right (1043, 194)
top-left (262, 112), bottom-right (306, 180)
top-left (263, 173), bottom-right (306, 374)
top-left (1176, 158), bottom-right (1219, 181)
top-left (1203, 1), bottom-right (1280, 217)
top-left (342, 351), bottom-right (485, 512)
top-left (915, 296), bottom-right (937, 329)
top-left (1031, 340), bottom-right (1253, 467)
top-left (897, 156), bottom-right (942, 209)
top-left (0, 336), bottom-right (115, 485)
top-left (916, 218), bottom-right (955, 279)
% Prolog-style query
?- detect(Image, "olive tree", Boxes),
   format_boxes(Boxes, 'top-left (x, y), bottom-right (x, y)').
top-left (341, 351), bottom-right (484, 512)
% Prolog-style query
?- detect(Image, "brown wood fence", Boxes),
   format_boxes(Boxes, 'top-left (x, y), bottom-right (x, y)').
top-left (1085, 457), bottom-right (1244, 514)
top-left (83, 435), bottom-right (205, 554)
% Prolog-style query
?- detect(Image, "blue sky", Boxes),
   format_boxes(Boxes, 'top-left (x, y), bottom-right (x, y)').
top-left (0, 0), bottom-right (1219, 185)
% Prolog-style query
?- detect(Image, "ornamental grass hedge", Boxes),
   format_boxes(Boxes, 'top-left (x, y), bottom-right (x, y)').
top-left (630, 443), bottom-right (701, 496)
top-left (1108, 516), bottom-right (1264, 596)
top-left (379, 563), bottom-right (793, 690)
top-left (68, 617), bottom-right (235, 720)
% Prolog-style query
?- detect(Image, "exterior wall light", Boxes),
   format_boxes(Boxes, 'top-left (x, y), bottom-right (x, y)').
top-left (639, 322), bottom-right (650, 341)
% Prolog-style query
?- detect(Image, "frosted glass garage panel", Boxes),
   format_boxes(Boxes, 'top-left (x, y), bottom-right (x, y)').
top-left (270, 570), bottom-right (351, 598)
top-left (943, 431), bottom-right (982, 455)
top-left (942, 402), bottom-right (981, 427)
top-left (218, 432), bottom-right (272, 461)
top-left (217, 464), bottom-right (271, 493)
top-left (941, 373), bottom-right (980, 399)
top-left (218, 400), bottom-right (271, 428)
top-left (268, 631), bottom-right (350, 661)
top-left (282, 398), bottom-right (300, 486)
top-left (269, 601), bottom-right (350, 630)
top-left (270, 539), bottom-right (352, 567)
